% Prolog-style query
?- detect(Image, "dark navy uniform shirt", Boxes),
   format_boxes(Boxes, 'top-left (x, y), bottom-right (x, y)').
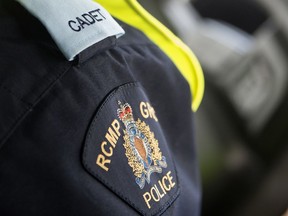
top-left (0, 1), bottom-right (202, 215)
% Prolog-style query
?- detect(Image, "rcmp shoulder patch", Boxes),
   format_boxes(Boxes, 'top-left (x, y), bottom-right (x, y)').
top-left (83, 83), bottom-right (180, 215)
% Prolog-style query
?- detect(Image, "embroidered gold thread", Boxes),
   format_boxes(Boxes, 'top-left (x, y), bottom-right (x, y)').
top-left (123, 130), bottom-right (145, 178)
top-left (123, 119), bottom-right (164, 178)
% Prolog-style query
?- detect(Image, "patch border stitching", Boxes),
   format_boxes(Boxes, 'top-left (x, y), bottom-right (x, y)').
top-left (82, 82), bottom-right (180, 216)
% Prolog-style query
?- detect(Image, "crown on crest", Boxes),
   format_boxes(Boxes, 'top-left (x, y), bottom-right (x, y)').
top-left (117, 101), bottom-right (134, 123)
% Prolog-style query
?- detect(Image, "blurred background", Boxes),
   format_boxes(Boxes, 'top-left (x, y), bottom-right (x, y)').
top-left (138, 0), bottom-right (288, 215)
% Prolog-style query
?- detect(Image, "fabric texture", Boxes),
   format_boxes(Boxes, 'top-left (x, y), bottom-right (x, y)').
top-left (0, 1), bottom-right (201, 215)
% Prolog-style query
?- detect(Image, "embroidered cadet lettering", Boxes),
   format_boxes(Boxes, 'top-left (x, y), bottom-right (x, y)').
top-left (18, 0), bottom-right (124, 60)
top-left (140, 102), bottom-right (158, 122)
top-left (142, 171), bottom-right (176, 209)
top-left (68, 9), bottom-right (106, 32)
top-left (96, 119), bottom-right (121, 171)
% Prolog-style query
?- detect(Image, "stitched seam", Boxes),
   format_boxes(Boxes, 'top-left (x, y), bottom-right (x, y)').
top-left (157, 190), bottom-right (180, 216)
top-left (156, 158), bottom-right (182, 216)
top-left (0, 85), bottom-right (33, 108)
top-left (30, 65), bottom-right (71, 106)
top-left (0, 62), bottom-right (73, 150)
top-left (0, 107), bottom-right (31, 149)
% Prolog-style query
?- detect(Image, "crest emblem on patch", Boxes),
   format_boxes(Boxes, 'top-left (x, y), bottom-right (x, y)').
top-left (117, 101), bottom-right (167, 189)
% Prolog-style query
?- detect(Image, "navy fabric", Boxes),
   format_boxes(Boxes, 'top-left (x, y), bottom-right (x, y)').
top-left (0, 1), bottom-right (201, 215)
